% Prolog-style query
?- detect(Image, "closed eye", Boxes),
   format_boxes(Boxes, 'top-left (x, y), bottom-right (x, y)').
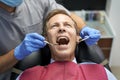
top-left (64, 22), bottom-right (74, 28)
top-left (50, 23), bottom-right (59, 29)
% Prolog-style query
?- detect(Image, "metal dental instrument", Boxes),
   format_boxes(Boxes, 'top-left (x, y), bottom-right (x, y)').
top-left (44, 36), bottom-right (89, 46)
top-left (44, 41), bottom-right (58, 46)
top-left (79, 36), bottom-right (89, 42)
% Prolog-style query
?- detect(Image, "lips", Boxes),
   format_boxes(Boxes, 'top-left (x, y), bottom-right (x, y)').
top-left (56, 36), bottom-right (69, 45)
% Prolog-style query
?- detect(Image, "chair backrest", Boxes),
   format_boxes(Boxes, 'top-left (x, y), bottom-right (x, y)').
top-left (76, 41), bottom-right (105, 63)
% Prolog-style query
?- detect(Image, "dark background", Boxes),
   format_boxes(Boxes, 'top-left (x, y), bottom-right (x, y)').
top-left (56, 0), bottom-right (107, 10)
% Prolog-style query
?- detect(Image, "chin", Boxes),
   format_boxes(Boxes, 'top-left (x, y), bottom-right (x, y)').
top-left (53, 52), bottom-right (74, 61)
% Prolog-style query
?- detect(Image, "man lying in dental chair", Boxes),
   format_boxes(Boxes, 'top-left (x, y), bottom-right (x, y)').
top-left (16, 9), bottom-right (117, 80)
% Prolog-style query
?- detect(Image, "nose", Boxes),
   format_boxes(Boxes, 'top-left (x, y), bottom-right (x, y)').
top-left (58, 25), bottom-right (66, 33)
top-left (58, 29), bottom-right (65, 33)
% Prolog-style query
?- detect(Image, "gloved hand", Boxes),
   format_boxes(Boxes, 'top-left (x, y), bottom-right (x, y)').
top-left (14, 33), bottom-right (46, 60)
top-left (80, 26), bottom-right (101, 45)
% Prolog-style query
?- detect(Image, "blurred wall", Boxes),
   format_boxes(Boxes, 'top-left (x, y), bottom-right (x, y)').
top-left (106, 0), bottom-right (120, 66)
top-left (56, 0), bottom-right (106, 10)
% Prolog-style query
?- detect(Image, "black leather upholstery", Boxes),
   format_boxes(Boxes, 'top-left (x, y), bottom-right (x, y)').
top-left (75, 41), bottom-right (105, 63)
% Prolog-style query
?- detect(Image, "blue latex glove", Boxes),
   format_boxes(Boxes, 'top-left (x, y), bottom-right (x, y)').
top-left (14, 33), bottom-right (46, 60)
top-left (80, 26), bottom-right (101, 45)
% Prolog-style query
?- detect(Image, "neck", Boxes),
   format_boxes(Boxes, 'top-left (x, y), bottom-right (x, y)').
top-left (51, 57), bottom-right (77, 63)
top-left (0, 2), bottom-right (15, 13)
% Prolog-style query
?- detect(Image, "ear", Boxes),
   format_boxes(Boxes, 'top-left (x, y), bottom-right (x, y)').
top-left (45, 36), bottom-right (48, 41)
top-left (76, 36), bottom-right (81, 44)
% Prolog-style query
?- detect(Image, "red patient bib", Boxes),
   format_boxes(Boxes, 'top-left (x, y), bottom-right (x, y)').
top-left (20, 61), bottom-right (108, 80)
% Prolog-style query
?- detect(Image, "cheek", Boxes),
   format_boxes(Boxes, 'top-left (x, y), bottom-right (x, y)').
top-left (70, 33), bottom-right (78, 43)
top-left (47, 31), bottom-right (56, 40)
top-left (69, 30), bottom-right (78, 38)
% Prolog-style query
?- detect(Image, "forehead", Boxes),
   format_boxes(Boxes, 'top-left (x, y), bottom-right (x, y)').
top-left (48, 14), bottom-right (75, 24)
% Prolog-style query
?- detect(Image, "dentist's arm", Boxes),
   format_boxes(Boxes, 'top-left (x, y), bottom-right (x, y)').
top-left (0, 49), bottom-right (18, 73)
top-left (0, 33), bottom-right (46, 73)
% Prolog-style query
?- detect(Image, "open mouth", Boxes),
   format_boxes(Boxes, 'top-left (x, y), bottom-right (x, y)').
top-left (56, 36), bottom-right (69, 45)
